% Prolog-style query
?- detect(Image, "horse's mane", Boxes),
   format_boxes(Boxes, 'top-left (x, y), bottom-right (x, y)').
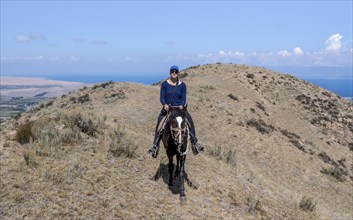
top-left (169, 108), bottom-right (185, 120)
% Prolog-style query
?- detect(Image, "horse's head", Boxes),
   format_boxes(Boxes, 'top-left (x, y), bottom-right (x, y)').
top-left (169, 108), bottom-right (188, 149)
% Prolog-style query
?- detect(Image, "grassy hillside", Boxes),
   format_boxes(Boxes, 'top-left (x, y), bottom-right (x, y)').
top-left (1, 64), bottom-right (352, 219)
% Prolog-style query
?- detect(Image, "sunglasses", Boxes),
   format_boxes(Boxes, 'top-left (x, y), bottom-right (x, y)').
top-left (170, 70), bottom-right (179, 74)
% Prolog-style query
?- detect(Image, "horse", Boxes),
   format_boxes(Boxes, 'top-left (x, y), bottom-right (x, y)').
top-left (161, 106), bottom-right (190, 202)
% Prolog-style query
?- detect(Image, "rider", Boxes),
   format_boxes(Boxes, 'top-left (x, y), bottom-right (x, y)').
top-left (148, 65), bottom-right (204, 158)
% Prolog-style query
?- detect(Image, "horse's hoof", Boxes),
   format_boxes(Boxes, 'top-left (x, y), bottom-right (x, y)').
top-left (180, 196), bottom-right (187, 204)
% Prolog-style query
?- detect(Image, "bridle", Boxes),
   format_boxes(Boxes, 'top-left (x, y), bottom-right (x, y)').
top-left (170, 115), bottom-right (189, 156)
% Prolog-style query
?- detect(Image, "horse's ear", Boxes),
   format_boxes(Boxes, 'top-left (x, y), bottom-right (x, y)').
top-left (183, 104), bottom-right (187, 113)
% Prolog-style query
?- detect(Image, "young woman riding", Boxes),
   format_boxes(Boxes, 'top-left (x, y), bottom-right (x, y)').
top-left (148, 65), bottom-right (204, 158)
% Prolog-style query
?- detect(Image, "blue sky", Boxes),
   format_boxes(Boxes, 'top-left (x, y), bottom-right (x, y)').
top-left (1, 1), bottom-right (352, 77)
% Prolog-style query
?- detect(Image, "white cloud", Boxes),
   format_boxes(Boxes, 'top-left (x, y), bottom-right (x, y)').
top-left (278, 50), bottom-right (291, 56)
top-left (325, 33), bottom-right (342, 53)
top-left (5, 33), bottom-right (351, 68)
top-left (15, 35), bottom-right (31, 43)
top-left (219, 50), bottom-right (226, 56)
top-left (278, 47), bottom-right (303, 57)
top-left (15, 33), bottom-right (46, 43)
top-left (169, 34), bottom-right (351, 66)
top-left (293, 47), bottom-right (303, 55)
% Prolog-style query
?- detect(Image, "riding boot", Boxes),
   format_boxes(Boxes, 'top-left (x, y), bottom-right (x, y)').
top-left (189, 132), bottom-right (204, 155)
top-left (148, 133), bottom-right (162, 158)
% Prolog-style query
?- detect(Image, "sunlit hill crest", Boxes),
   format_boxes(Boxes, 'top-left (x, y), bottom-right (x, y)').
top-left (1, 63), bottom-right (352, 219)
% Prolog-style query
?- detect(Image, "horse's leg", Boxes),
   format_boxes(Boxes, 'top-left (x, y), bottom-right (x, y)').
top-left (175, 154), bottom-right (180, 178)
top-left (168, 154), bottom-right (174, 188)
top-left (179, 154), bottom-right (187, 202)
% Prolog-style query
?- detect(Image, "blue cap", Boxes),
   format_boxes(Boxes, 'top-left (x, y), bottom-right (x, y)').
top-left (170, 65), bottom-right (179, 72)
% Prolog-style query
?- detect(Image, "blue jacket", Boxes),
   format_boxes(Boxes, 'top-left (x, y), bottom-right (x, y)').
top-left (160, 80), bottom-right (186, 106)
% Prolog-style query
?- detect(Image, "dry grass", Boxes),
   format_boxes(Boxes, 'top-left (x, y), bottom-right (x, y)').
top-left (1, 63), bottom-right (353, 219)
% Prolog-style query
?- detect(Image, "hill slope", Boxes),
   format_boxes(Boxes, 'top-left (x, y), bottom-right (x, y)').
top-left (1, 64), bottom-right (352, 219)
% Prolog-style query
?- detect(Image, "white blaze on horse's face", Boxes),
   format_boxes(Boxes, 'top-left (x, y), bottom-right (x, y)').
top-left (171, 116), bottom-right (186, 146)
top-left (176, 116), bottom-right (183, 144)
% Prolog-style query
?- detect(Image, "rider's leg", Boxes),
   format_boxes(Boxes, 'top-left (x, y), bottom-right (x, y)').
top-left (149, 109), bottom-right (167, 158)
top-left (184, 111), bottom-right (204, 155)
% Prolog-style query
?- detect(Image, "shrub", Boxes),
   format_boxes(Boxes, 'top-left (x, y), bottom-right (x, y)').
top-left (228, 94), bottom-right (238, 101)
top-left (61, 111), bottom-right (104, 137)
top-left (348, 143), bottom-right (353, 151)
top-left (107, 90), bottom-right (126, 99)
top-left (29, 118), bottom-right (82, 157)
top-left (108, 127), bottom-right (138, 158)
top-left (207, 145), bottom-right (236, 167)
top-left (299, 196), bottom-right (316, 212)
top-left (15, 121), bottom-right (34, 144)
top-left (247, 118), bottom-right (275, 134)
top-left (77, 94), bottom-right (90, 103)
top-left (256, 101), bottom-right (265, 112)
top-left (45, 100), bottom-right (54, 107)
top-left (318, 152), bottom-right (332, 163)
top-left (320, 167), bottom-right (347, 182)
top-left (246, 73), bottom-right (255, 79)
top-left (92, 81), bottom-right (113, 90)
top-left (70, 94), bottom-right (90, 104)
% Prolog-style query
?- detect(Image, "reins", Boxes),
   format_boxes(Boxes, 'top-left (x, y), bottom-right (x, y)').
top-left (168, 108), bottom-right (189, 156)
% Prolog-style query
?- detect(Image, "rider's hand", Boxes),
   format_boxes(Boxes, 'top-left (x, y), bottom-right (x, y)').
top-left (164, 104), bottom-right (169, 111)
top-left (178, 105), bottom-right (183, 110)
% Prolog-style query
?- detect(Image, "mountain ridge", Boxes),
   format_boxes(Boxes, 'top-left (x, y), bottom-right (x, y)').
top-left (1, 63), bottom-right (352, 219)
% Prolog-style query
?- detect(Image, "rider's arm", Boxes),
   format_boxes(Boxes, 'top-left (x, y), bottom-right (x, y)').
top-left (181, 83), bottom-right (186, 107)
top-left (160, 81), bottom-right (167, 106)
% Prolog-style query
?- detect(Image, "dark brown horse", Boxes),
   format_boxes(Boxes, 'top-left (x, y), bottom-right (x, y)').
top-left (161, 107), bottom-right (190, 202)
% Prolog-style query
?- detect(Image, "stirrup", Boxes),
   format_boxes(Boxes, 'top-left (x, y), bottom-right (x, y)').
top-left (148, 144), bottom-right (159, 158)
top-left (192, 142), bottom-right (204, 155)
